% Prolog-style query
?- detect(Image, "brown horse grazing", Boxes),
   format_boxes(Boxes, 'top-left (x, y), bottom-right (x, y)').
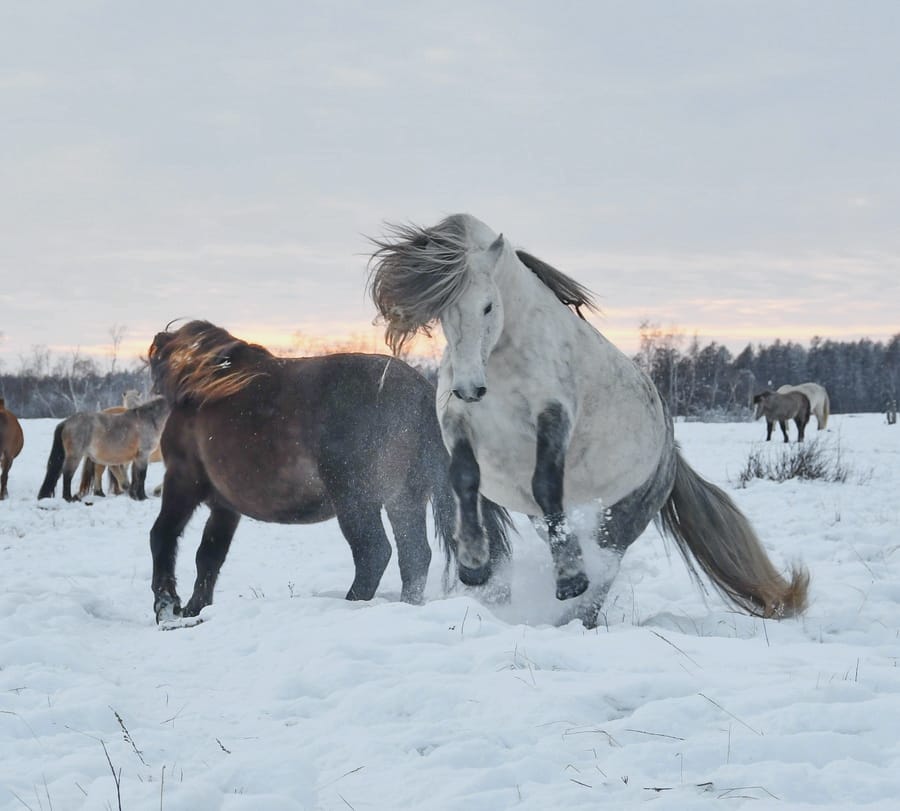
top-left (78, 390), bottom-right (165, 498)
top-left (146, 320), bottom-right (513, 624)
top-left (753, 390), bottom-right (811, 443)
top-left (38, 397), bottom-right (170, 501)
top-left (0, 398), bottom-right (25, 499)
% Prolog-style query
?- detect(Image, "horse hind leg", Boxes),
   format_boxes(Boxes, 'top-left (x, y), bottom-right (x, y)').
top-left (333, 496), bottom-right (393, 601)
top-left (0, 453), bottom-right (10, 499)
top-left (108, 464), bottom-right (129, 495)
top-left (386, 496), bottom-right (431, 605)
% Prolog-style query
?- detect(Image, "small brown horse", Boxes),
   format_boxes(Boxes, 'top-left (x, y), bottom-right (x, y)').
top-left (0, 398), bottom-right (25, 499)
top-left (78, 390), bottom-right (164, 498)
top-left (38, 397), bottom-right (170, 501)
top-left (147, 320), bottom-right (513, 624)
top-left (753, 390), bottom-right (811, 443)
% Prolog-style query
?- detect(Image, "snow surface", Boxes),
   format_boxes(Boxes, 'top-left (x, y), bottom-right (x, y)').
top-left (1, 415), bottom-right (898, 810)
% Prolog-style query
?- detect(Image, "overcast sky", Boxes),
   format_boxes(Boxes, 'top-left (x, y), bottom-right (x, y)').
top-left (1, 1), bottom-right (898, 368)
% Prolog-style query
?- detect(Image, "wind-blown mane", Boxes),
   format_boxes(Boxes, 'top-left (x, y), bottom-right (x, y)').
top-left (149, 320), bottom-right (271, 406)
top-left (369, 214), bottom-right (599, 354)
top-left (369, 215), bottom-right (472, 354)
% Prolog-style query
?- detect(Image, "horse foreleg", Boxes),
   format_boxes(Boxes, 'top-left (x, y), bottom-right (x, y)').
top-left (795, 416), bottom-right (806, 442)
top-left (532, 404), bottom-right (588, 601)
top-left (779, 420), bottom-right (789, 443)
top-left (182, 505), bottom-right (242, 617)
top-left (449, 436), bottom-right (491, 586)
top-left (150, 473), bottom-right (205, 623)
top-left (765, 420), bottom-right (774, 441)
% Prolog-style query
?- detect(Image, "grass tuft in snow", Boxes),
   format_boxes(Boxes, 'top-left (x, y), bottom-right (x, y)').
top-left (734, 435), bottom-right (866, 487)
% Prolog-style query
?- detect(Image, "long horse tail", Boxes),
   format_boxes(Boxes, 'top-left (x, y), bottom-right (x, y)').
top-left (658, 450), bottom-right (809, 618)
top-left (820, 391), bottom-right (830, 429)
top-left (38, 422), bottom-right (66, 499)
top-left (426, 438), bottom-right (514, 593)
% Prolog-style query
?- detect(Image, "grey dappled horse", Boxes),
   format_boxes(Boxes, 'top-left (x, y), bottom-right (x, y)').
top-left (370, 213), bottom-right (808, 627)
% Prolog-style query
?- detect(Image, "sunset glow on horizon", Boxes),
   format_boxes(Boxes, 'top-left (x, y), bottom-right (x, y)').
top-left (16, 316), bottom-right (896, 373)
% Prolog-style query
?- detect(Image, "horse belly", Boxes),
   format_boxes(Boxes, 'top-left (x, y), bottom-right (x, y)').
top-left (203, 445), bottom-right (333, 524)
top-left (89, 435), bottom-right (140, 466)
top-left (460, 386), bottom-right (667, 516)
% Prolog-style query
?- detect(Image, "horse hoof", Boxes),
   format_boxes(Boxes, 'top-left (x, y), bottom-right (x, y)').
top-left (458, 562), bottom-right (491, 587)
top-left (154, 596), bottom-right (182, 624)
top-left (556, 571), bottom-right (589, 601)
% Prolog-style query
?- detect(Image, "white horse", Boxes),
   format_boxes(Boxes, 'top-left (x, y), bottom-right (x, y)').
top-left (777, 382), bottom-right (830, 429)
top-left (369, 213), bottom-right (808, 627)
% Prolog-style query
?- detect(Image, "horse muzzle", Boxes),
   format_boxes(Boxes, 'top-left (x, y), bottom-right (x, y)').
top-left (451, 385), bottom-right (487, 403)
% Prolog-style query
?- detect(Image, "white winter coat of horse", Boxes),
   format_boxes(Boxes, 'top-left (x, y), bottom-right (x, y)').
top-left (369, 213), bottom-right (808, 627)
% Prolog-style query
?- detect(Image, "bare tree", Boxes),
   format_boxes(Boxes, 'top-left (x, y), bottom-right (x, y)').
top-left (108, 323), bottom-right (128, 374)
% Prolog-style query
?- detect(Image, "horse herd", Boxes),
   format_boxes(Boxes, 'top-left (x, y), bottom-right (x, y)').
top-left (2, 213), bottom-right (828, 628)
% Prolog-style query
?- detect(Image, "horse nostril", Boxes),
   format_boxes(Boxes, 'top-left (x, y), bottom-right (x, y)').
top-left (452, 389), bottom-right (463, 400)
top-left (475, 386), bottom-right (487, 400)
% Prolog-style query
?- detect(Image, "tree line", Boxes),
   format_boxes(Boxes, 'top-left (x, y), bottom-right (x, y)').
top-left (635, 323), bottom-right (900, 418)
top-left (1, 327), bottom-right (898, 419)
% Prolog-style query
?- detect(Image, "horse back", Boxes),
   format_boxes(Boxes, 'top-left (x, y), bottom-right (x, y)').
top-left (161, 353), bottom-right (438, 522)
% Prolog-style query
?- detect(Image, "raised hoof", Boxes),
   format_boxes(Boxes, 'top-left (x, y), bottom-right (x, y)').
top-left (556, 571), bottom-right (589, 601)
top-left (458, 562), bottom-right (491, 587)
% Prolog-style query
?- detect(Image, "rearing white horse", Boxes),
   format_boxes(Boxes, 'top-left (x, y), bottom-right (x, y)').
top-left (370, 213), bottom-right (808, 627)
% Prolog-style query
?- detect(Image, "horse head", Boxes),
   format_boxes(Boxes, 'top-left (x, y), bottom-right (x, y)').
top-left (753, 390), bottom-right (773, 419)
top-left (442, 233), bottom-right (506, 403)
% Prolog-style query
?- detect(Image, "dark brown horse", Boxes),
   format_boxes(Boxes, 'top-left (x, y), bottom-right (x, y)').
top-left (753, 390), bottom-right (811, 443)
top-left (0, 398), bottom-right (25, 499)
top-left (147, 320), bottom-right (512, 624)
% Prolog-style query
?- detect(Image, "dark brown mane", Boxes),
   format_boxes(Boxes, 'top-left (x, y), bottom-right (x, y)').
top-left (148, 320), bottom-right (272, 406)
top-left (514, 250), bottom-right (599, 320)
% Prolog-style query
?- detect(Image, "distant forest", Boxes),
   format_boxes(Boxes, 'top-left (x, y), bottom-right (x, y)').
top-left (633, 324), bottom-right (900, 418)
top-left (1, 329), bottom-right (898, 419)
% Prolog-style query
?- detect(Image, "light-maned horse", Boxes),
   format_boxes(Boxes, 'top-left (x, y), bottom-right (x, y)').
top-left (777, 382), bottom-right (829, 430)
top-left (369, 213), bottom-right (809, 627)
top-left (146, 320), bottom-right (512, 624)
top-left (0, 398), bottom-right (25, 499)
top-left (753, 390), bottom-right (811, 443)
top-left (78, 390), bottom-right (165, 498)
top-left (38, 397), bottom-right (170, 501)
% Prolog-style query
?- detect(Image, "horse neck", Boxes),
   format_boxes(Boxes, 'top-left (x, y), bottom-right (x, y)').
top-left (144, 398), bottom-right (171, 426)
top-left (492, 253), bottom-right (556, 343)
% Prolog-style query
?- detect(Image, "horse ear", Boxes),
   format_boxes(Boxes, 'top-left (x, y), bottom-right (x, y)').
top-left (487, 233), bottom-right (505, 258)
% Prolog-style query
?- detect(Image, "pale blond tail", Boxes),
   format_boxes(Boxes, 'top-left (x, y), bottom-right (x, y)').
top-left (659, 452), bottom-right (809, 618)
top-left (820, 392), bottom-right (830, 429)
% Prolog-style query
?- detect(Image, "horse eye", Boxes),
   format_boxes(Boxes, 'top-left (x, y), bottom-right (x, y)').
top-left (483, 303), bottom-right (493, 315)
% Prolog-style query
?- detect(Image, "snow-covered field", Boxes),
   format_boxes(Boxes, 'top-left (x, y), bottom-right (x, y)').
top-left (1, 415), bottom-right (898, 810)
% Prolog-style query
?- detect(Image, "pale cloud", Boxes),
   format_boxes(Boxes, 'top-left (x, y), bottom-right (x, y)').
top-left (1, 1), bottom-right (898, 366)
